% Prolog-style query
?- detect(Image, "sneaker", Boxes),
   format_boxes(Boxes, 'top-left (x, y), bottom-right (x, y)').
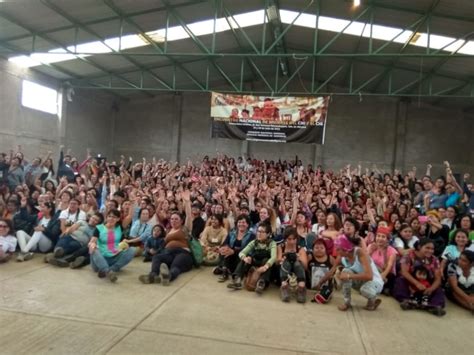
top-left (400, 300), bottom-right (416, 310)
top-left (364, 298), bottom-right (382, 311)
top-left (280, 285), bottom-right (290, 302)
top-left (217, 273), bottom-right (229, 283)
top-left (213, 266), bottom-right (223, 275)
top-left (69, 256), bottom-right (86, 269)
top-left (98, 270), bottom-right (107, 278)
top-left (16, 253), bottom-right (25, 262)
top-left (107, 270), bottom-right (118, 283)
top-left (53, 247), bottom-right (64, 258)
top-left (296, 286), bottom-right (307, 304)
top-left (160, 263), bottom-right (170, 286)
top-left (227, 277), bottom-right (243, 290)
top-left (138, 274), bottom-right (160, 284)
top-left (48, 258), bottom-right (69, 268)
top-left (255, 279), bottom-right (266, 294)
top-left (23, 252), bottom-right (34, 261)
top-left (429, 306), bottom-right (446, 317)
top-left (44, 253), bottom-right (54, 263)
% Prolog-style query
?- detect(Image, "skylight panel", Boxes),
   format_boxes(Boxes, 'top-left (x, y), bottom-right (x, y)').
top-left (7, 8), bottom-right (472, 70)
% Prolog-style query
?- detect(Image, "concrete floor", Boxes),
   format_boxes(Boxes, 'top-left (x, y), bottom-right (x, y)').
top-left (0, 259), bottom-right (472, 355)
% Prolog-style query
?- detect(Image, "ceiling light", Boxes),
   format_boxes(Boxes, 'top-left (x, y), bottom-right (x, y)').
top-left (354, 0), bottom-right (361, 7)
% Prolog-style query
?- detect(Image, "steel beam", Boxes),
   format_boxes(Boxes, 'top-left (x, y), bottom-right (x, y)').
top-left (371, 0), bottom-right (441, 92)
top-left (41, 0), bottom-right (162, 95)
top-left (0, 9), bottom-right (148, 97)
top-left (161, 0), bottom-right (239, 91)
top-left (0, 0), bottom-right (208, 43)
top-left (103, 0), bottom-right (206, 91)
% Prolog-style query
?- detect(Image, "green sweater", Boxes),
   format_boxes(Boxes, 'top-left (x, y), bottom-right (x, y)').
top-left (238, 239), bottom-right (277, 267)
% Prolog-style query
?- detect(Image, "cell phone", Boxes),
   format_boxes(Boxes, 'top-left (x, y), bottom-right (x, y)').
top-left (418, 216), bottom-right (429, 224)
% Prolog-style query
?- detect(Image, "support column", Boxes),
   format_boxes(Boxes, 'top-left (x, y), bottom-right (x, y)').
top-left (314, 144), bottom-right (324, 168)
top-left (170, 93), bottom-right (183, 163)
top-left (392, 99), bottom-right (408, 173)
top-left (241, 140), bottom-right (249, 159)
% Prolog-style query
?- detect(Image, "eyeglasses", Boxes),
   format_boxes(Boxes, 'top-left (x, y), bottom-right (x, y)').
top-left (257, 230), bottom-right (267, 234)
top-left (0, 225), bottom-right (8, 228)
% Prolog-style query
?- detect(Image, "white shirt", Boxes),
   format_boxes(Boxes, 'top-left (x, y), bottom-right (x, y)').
top-left (0, 235), bottom-right (17, 253)
top-left (393, 236), bottom-right (419, 249)
top-left (39, 217), bottom-right (50, 228)
top-left (59, 209), bottom-right (87, 224)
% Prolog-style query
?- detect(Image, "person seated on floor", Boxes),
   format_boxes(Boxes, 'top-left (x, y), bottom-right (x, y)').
top-left (200, 213), bottom-right (227, 266)
top-left (16, 199), bottom-right (60, 261)
top-left (45, 212), bottom-right (104, 268)
top-left (393, 239), bottom-right (446, 317)
top-left (440, 229), bottom-right (474, 276)
top-left (88, 209), bottom-right (135, 283)
top-left (58, 198), bottom-right (87, 234)
top-left (138, 211), bottom-right (194, 285)
top-left (277, 227), bottom-right (308, 303)
top-left (449, 215), bottom-right (474, 241)
top-left (308, 238), bottom-right (334, 304)
top-left (334, 233), bottom-right (384, 312)
top-left (0, 219), bottom-right (16, 263)
top-left (367, 226), bottom-right (398, 295)
top-left (227, 221), bottom-right (277, 294)
top-left (143, 224), bottom-right (166, 262)
top-left (393, 224), bottom-right (419, 257)
top-left (216, 214), bottom-right (254, 282)
top-left (446, 250), bottom-right (474, 313)
top-left (124, 207), bottom-right (153, 256)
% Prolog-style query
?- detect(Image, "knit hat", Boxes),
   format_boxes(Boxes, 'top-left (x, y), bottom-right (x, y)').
top-left (334, 234), bottom-right (355, 252)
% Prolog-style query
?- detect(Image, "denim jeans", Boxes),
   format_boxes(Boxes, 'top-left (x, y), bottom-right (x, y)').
top-left (341, 268), bottom-right (383, 304)
top-left (90, 248), bottom-right (135, 273)
top-left (55, 235), bottom-right (82, 255)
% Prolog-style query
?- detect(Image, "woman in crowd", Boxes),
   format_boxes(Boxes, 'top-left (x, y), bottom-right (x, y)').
top-left (393, 239), bottom-right (446, 316)
top-left (16, 199), bottom-right (60, 261)
top-left (0, 219), bottom-right (16, 263)
top-left (307, 238), bottom-right (334, 303)
top-left (277, 227), bottom-right (308, 303)
top-left (216, 214), bottom-right (254, 282)
top-left (440, 229), bottom-right (474, 274)
top-left (393, 224), bottom-right (419, 256)
top-left (125, 207), bottom-right (153, 255)
top-left (449, 215), bottom-right (474, 241)
top-left (446, 250), bottom-right (474, 312)
top-left (319, 212), bottom-right (342, 255)
top-left (138, 212), bottom-right (193, 285)
top-left (334, 234), bottom-right (384, 311)
top-left (367, 226), bottom-right (398, 294)
top-left (88, 209), bottom-right (135, 282)
top-left (227, 221), bottom-right (277, 294)
top-left (200, 214), bottom-right (227, 266)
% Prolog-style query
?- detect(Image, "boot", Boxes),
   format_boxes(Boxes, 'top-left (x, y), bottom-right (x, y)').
top-left (296, 286), bottom-right (306, 303)
top-left (280, 284), bottom-right (290, 302)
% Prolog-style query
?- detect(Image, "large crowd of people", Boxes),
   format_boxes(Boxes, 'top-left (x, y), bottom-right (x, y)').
top-left (1, 145), bottom-right (473, 317)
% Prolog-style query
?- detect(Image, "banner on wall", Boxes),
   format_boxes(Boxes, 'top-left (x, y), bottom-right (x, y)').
top-left (210, 92), bottom-right (329, 144)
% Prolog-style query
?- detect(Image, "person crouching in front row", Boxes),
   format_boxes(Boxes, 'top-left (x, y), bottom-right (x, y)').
top-left (277, 227), bottom-right (308, 303)
top-left (227, 221), bottom-right (276, 294)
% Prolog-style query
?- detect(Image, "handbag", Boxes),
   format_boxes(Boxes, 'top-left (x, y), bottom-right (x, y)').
top-left (244, 266), bottom-right (262, 292)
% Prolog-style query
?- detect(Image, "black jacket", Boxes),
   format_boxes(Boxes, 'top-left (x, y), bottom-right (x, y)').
top-left (14, 207), bottom-right (61, 243)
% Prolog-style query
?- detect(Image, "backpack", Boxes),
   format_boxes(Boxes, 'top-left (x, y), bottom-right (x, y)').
top-left (186, 230), bottom-right (203, 267)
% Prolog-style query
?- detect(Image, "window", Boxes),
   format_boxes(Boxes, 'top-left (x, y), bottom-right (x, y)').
top-left (21, 80), bottom-right (59, 115)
